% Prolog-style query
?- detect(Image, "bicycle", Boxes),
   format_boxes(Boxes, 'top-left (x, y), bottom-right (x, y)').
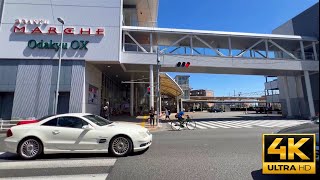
top-left (171, 115), bottom-right (197, 131)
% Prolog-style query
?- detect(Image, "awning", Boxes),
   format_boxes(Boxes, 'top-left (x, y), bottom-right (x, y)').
top-left (160, 73), bottom-right (183, 97)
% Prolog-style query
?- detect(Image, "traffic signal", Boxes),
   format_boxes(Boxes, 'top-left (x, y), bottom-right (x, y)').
top-left (176, 62), bottom-right (190, 68)
top-left (185, 62), bottom-right (190, 68)
top-left (147, 86), bottom-right (150, 95)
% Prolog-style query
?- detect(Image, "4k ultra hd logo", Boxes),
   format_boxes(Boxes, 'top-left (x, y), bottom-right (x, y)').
top-left (262, 134), bottom-right (316, 174)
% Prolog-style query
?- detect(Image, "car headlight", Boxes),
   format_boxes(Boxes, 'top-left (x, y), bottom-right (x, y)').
top-left (146, 130), bottom-right (151, 135)
top-left (138, 131), bottom-right (148, 138)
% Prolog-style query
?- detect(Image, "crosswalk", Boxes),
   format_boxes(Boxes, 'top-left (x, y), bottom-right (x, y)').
top-left (0, 152), bottom-right (116, 179)
top-left (168, 120), bottom-right (310, 130)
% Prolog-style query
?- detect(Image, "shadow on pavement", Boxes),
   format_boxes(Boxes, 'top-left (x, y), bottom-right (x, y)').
top-left (0, 152), bottom-right (113, 161)
top-left (251, 169), bottom-right (319, 180)
top-left (0, 150), bottom-right (149, 161)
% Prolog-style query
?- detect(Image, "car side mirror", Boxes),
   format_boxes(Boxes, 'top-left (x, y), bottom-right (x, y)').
top-left (82, 125), bottom-right (93, 130)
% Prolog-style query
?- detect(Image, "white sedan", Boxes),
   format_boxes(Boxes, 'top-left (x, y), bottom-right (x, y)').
top-left (4, 113), bottom-right (152, 159)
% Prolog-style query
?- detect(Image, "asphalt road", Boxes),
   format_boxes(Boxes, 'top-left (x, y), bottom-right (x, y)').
top-left (1, 127), bottom-right (318, 180)
top-left (107, 128), bottom-right (319, 180)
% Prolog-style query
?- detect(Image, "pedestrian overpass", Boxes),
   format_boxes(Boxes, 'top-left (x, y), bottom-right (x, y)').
top-left (119, 26), bottom-right (319, 117)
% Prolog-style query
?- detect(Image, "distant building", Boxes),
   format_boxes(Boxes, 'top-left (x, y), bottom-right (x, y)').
top-left (190, 89), bottom-right (214, 97)
top-left (174, 75), bottom-right (190, 100)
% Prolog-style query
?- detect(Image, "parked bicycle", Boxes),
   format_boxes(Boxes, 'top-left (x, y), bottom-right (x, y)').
top-left (171, 115), bottom-right (197, 130)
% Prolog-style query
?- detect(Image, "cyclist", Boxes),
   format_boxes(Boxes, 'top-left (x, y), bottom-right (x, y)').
top-left (177, 109), bottom-right (186, 125)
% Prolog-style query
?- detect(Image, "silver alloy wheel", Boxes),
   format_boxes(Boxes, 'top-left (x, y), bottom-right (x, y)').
top-left (20, 139), bottom-right (40, 158)
top-left (112, 137), bottom-right (130, 156)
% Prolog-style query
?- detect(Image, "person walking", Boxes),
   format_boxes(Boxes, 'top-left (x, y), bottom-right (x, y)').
top-left (165, 107), bottom-right (170, 120)
top-left (103, 102), bottom-right (109, 120)
top-left (149, 107), bottom-right (155, 127)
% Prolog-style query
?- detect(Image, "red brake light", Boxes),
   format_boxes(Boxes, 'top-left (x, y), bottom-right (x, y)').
top-left (6, 129), bottom-right (13, 137)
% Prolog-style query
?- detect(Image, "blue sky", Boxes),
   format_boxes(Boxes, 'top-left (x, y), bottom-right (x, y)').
top-left (157, 0), bottom-right (318, 97)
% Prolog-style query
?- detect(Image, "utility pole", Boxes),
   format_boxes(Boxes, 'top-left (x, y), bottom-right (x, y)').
top-left (265, 76), bottom-right (268, 116)
top-left (156, 48), bottom-right (161, 127)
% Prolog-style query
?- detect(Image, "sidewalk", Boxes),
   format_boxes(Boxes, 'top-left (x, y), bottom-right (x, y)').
top-left (110, 115), bottom-right (165, 132)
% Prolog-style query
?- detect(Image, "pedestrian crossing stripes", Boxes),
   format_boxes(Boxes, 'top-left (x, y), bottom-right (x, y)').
top-left (0, 153), bottom-right (117, 180)
top-left (168, 120), bottom-right (310, 130)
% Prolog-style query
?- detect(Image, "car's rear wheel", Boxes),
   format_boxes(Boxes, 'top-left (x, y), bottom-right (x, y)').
top-left (109, 136), bottom-right (132, 157)
top-left (18, 138), bottom-right (43, 160)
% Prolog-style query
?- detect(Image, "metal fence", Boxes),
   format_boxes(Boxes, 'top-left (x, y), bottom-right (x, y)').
top-left (0, 119), bottom-right (35, 131)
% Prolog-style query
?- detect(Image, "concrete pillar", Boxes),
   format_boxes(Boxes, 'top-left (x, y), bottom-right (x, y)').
top-left (300, 41), bottom-right (305, 60)
top-left (294, 76), bottom-right (302, 117)
top-left (312, 42), bottom-right (318, 61)
top-left (180, 99), bottom-right (183, 111)
top-left (304, 71), bottom-right (316, 117)
top-left (159, 93), bottom-right (162, 113)
top-left (130, 74), bottom-right (134, 116)
top-left (176, 97), bottom-right (180, 113)
top-left (149, 65), bottom-right (154, 109)
top-left (284, 76), bottom-right (292, 117)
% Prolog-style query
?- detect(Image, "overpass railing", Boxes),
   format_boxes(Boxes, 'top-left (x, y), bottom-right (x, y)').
top-left (122, 28), bottom-right (319, 61)
top-left (123, 43), bottom-right (318, 61)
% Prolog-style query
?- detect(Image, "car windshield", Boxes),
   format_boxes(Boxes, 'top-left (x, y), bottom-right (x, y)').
top-left (84, 115), bottom-right (113, 126)
top-left (38, 115), bottom-right (55, 121)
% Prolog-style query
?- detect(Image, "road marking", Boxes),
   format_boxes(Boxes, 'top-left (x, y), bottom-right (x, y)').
top-left (211, 121), bottom-right (253, 128)
top-left (267, 121), bottom-right (299, 127)
top-left (0, 174), bottom-right (108, 180)
top-left (216, 120), bottom-right (254, 128)
top-left (277, 122), bottom-right (303, 127)
top-left (256, 120), bottom-right (297, 127)
top-left (0, 158), bottom-right (117, 170)
top-left (251, 120), bottom-right (281, 127)
top-left (194, 122), bottom-right (217, 129)
top-left (199, 121), bottom-right (231, 128)
top-left (226, 120), bottom-right (261, 127)
top-left (167, 120), bottom-right (311, 130)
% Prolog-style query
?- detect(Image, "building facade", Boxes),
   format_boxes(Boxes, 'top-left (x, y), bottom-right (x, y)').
top-left (174, 75), bottom-right (190, 100)
top-left (0, 0), bottom-right (318, 120)
top-left (272, 2), bottom-right (319, 118)
top-left (0, 0), bottom-right (158, 119)
top-left (190, 89), bottom-right (214, 97)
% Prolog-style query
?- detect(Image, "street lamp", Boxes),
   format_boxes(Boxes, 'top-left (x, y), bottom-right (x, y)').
top-left (54, 17), bottom-right (65, 114)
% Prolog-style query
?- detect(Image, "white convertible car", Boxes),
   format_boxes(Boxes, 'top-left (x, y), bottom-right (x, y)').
top-left (4, 113), bottom-right (152, 159)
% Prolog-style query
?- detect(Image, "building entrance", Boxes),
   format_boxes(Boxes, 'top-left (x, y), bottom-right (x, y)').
top-left (0, 92), bottom-right (14, 120)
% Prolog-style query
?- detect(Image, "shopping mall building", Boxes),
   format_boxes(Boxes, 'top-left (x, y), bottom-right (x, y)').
top-left (0, 0), bottom-right (318, 119)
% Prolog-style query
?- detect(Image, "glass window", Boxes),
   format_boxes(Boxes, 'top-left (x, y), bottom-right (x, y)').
top-left (42, 118), bottom-right (58, 126)
top-left (84, 115), bottom-right (113, 126)
top-left (57, 117), bottom-right (88, 128)
top-left (38, 115), bottom-right (55, 121)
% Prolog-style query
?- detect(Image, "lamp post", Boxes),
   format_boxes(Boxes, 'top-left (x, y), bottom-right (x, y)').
top-left (54, 17), bottom-right (65, 114)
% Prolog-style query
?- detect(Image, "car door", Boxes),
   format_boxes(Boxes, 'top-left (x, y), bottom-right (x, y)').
top-left (56, 116), bottom-right (109, 150)
top-left (39, 117), bottom-right (60, 150)
top-left (40, 116), bottom-right (108, 151)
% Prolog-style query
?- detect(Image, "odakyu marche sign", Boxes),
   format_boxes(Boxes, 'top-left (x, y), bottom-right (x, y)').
top-left (12, 19), bottom-right (105, 51)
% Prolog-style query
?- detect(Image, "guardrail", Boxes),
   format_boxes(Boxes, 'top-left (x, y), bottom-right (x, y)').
top-left (0, 120), bottom-right (35, 131)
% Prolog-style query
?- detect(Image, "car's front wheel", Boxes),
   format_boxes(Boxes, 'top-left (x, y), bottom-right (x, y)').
top-left (109, 136), bottom-right (132, 157)
top-left (18, 138), bottom-right (43, 160)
